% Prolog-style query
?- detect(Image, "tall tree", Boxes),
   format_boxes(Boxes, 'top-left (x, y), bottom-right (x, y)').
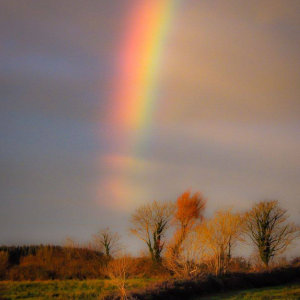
top-left (246, 200), bottom-right (300, 267)
top-left (168, 190), bottom-right (206, 258)
top-left (130, 200), bottom-right (175, 263)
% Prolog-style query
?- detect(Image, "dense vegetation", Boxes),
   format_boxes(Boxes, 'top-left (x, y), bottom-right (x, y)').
top-left (0, 245), bottom-right (170, 281)
top-left (0, 245), bottom-right (104, 280)
top-left (1, 191), bottom-right (299, 299)
top-left (1, 267), bottom-right (300, 300)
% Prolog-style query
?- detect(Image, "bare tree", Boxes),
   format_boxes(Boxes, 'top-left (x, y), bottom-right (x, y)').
top-left (167, 190), bottom-right (206, 259)
top-left (92, 228), bottom-right (122, 257)
top-left (246, 200), bottom-right (300, 267)
top-left (64, 237), bottom-right (80, 260)
top-left (130, 200), bottom-right (175, 263)
top-left (103, 254), bottom-right (134, 300)
top-left (164, 231), bottom-right (205, 279)
top-left (197, 208), bottom-right (245, 276)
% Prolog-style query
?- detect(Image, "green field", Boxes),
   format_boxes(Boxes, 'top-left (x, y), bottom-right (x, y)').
top-left (1, 280), bottom-right (300, 300)
top-left (0, 278), bottom-right (158, 300)
top-left (197, 282), bottom-right (300, 300)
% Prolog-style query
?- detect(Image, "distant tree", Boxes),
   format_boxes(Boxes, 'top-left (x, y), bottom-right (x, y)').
top-left (198, 208), bottom-right (245, 276)
top-left (64, 237), bottom-right (80, 261)
top-left (0, 251), bottom-right (9, 279)
top-left (36, 246), bottom-right (55, 269)
top-left (130, 200), bottom-right (175, 264)
top-left (245, 200), bottom-right (300, 267)
top-left (92, 227), bottom-right (122, 257)
top-left (291, 256), bottom-right (300, 267)
top-left (0, 245), bottom-right (48, 265)
top-left (248, 251), bottom-right (265, 271)
top-left (167, 190), bottom-right (206, 259)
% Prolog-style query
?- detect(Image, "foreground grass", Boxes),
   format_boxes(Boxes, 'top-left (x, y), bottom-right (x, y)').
top-left (2, 279), bottom-right (300, 300)
top-left (197, 282), bottom-right (300, 300)
top-left (0, 278), bottom-right (158, 300)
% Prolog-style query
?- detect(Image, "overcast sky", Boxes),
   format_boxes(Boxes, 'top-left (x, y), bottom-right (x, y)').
top-left (1, 0), bottom-right (299, 255)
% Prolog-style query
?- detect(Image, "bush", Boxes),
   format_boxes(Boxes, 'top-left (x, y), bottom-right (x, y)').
top-left (1, 244), bottom-right (106, 281)
top-left (9, 265), bottom-right (52, 281)
top-left (291, 256), bottom-right (300, 267)
top-left (228, 256), bottom-right (250, 273)
top-left (130, 257), bottom-right (169, 278)
top-left (131, 266), bottom-right (300, 300)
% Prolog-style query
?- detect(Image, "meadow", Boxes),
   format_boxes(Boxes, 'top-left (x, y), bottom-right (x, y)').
top-left (0, 278), bottom-right (159, 300)
top-left (1, 279), bottom-right (300, 300)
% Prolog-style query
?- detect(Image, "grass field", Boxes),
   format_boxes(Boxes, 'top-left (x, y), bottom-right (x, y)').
top-left (1, 280), bottom-right (300, 300)
top-left (0, 278), bottom-right (158, 300)
top-left (197, 282), bottom-right (300, 300)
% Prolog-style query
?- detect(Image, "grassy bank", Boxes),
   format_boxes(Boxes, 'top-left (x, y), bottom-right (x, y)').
top-left (2, 280), bottom-right (300, 300)
top-left (197, 282), bottom-right (300, 299)
top-left (0, 278), bottom-right (158, 300)
top-left (1, 267), bottom-right (300, 300)
top-left (131, 267), bottom-right (300, 300)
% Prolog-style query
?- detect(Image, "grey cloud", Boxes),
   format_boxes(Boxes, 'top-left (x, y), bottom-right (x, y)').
top-left (0, 0), bottom-right (299, 253)
top-left (158, 0), bottom-right (300, 124)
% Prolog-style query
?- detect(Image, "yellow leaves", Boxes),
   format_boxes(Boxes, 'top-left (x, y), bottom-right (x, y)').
top-left (196, 208), bottom-right (245, 275)
top-left (198, 208), bottom-right (244, 248)
top-left (164, 231), bottom-right (205, 279)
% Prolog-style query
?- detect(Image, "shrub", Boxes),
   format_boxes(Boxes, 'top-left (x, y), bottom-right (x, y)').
top-left (291, 256), bottom-right (300, 267)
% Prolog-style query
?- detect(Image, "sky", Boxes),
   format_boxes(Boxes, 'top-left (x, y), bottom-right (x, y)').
top-left (1, 0), bottom-right (300, 255)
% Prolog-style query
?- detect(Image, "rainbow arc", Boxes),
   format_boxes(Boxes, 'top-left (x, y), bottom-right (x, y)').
top-left (103, 0), bottom-right (180, 207)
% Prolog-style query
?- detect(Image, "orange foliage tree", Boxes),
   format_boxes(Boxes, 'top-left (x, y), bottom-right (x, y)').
top-left (167, 190), bottom-right (206, 258)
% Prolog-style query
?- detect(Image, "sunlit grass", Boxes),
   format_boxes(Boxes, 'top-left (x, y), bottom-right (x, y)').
top-left (0, 278), bottom-right (159, 300)
top-left (2, 279), bottom-right (300, 299)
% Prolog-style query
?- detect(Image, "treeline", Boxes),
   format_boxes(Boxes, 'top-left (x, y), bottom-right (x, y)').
top-left (0, 190), bottom-right (299, 283)
top-left (0, 245), bottom-right (105, 280)
top-left (0, 243), bottom-right (169, 281)
top-left (0, 245), bottom-right (62, 265)
top-left (128, 192), bottom-right (299, 275)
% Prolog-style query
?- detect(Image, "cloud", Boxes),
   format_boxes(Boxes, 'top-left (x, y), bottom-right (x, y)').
top-left (156, 0), bottom-right (300, 125)
top-left (0, 0), bottom-right (299, 250)
top-left (0, 0), bottom-right (128, 123)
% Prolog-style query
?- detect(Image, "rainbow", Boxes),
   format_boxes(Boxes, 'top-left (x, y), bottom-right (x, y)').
top-left (112, 0), bottom-right (180, 135)
top-left (103, 0), bottom-right (180, 208)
